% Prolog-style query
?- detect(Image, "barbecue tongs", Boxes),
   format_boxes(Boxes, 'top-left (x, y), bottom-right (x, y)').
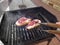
top-left (41, 23), bottom-right (60, 35)
top-left (41, 23), bottom-right (60, 28)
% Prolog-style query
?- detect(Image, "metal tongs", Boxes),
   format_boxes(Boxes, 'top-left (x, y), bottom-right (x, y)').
top-left (40, 23), bottom-right (60, 34)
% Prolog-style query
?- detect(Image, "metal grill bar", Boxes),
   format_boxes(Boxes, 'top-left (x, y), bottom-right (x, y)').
top-left (34, 28), bottom-right (40, 39)
top-left (13, 25), bottom-right (17, 41)
top-left (39, 13), bottom-right (50, 23)
top-left (27, 30), bottom-right (32, 40)
top-left (8, 24), bottom-right (11, 45)
top-left (5, 23), bottom-right (9, 42)
top-left (23, 28), bottom-right (27, 40)
top-left (25, 29), bottom-right (30, 40)
top-left (11, 25), bottom-right (14, 45)
top-left (16, 25), bottom-right (20, 45)
top-left (13, 25), bottom-right (17, 45)
top-left (30, 30), bottom-right (35, 39)
top-left (30, 30), bottom-right (35, 40)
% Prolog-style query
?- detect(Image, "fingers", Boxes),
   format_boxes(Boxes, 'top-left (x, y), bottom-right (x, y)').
top-left (56, 22), bottom-right (60, 25)
top-left (55, 34), bottom-right (60, 40)
top-left (55, 22), bottom-right (60, 40)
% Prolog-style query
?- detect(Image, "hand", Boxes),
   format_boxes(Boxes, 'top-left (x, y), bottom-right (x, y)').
top-left (56, 22), bottom-right (60, 25)
top-left (55, 22), bottom-right (60, 40)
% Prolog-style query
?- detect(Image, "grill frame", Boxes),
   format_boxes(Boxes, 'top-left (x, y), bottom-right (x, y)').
top-left (0, 7), bottom-right (58, 45)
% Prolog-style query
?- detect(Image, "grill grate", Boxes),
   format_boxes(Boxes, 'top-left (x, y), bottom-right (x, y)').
top-left (0, 7), bottom-right (57, 45)
top-left (5, 24), bottom-right (53, 45)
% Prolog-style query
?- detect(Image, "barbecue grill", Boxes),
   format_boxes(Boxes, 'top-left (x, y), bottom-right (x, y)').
top-left (0, 7), bottom-right (58, 45)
